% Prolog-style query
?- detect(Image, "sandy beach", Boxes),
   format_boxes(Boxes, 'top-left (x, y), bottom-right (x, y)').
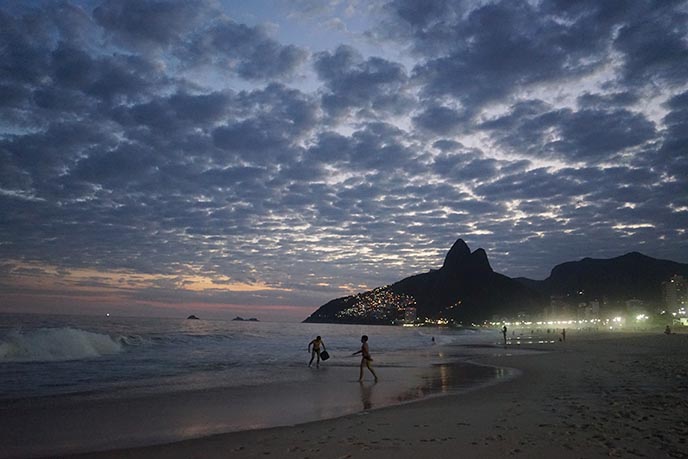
top-left (56, 330), bottom-right (687, 459)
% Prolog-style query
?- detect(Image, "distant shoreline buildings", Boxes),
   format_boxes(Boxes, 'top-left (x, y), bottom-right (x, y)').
top-left (495, 274), bottom-right (688, 330)
top-left (305, 240), bottom-right (688, 328)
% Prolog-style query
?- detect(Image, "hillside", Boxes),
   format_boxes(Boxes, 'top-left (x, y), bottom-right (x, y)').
top-left (304, 239), bottom-right (544, 324)
top-left (304, 239), bottom-right (688, 325)
top-left (520, 252), bottom-right (688, 304)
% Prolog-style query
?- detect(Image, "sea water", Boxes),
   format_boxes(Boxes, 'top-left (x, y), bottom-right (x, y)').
top-left (0, 313), bottom-right (508, 457)
top-left (0, 313), bottom-right (497, 401)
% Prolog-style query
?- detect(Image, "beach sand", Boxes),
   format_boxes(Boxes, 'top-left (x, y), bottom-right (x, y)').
top-left (56, 331), bottom-right (688, 459)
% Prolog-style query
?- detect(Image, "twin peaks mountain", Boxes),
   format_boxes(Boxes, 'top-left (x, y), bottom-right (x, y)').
top-left (304, 238), bottom-right (688, 325)
top-left (304, 239), bottom-right (539, 324)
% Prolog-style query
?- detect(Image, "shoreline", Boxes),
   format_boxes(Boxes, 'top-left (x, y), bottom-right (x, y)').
top-left (61, 331), bottom-right (688, 459)
top-left (2, 338), bottom-right (507, 459)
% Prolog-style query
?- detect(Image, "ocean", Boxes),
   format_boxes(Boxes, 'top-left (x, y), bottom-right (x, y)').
top-left (0, 313), bottom-right (511, 457)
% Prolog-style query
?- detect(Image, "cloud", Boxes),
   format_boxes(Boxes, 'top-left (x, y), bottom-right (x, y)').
top-left (212, 83), bottom-right (318, 161)
top-left (181, 18), bottom-right (308, 80)
top-left (397, 0), bottom-right (608, 109)
top-left (51, 43), bottom-right (167, 103)
top-left (656, 90), bottom-right (688, 180)
top-left (480, 100), bottom-right (657, 162)
top-left (610, 2), bottom-right (688, 88)
top-left (382, 0), bottom-right (688, 111)
top-left (306, 121), bottom-right (417, 172)
top-left (314, 45), bottom-right (411, 118)
top-left (413, 105), bottom-right (469, 135)
top-left (94, 0), bottom-right (208, 49)
top-left (0, 0), bottom-right (686, 318)
top-left (95, 1), bottom-right (309, 80)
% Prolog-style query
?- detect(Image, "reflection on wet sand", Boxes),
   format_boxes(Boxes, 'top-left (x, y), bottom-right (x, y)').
top-left (359, 381), bottom-right (376, 410)
top-left (391, 362), bottom-right (507, 405)
top-left (6, 349), bottom-right (518, 457)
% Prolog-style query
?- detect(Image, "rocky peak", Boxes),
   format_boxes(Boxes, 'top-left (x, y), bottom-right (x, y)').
top-left (441, 239), bottom-right (493, 275)
top-left (442, 238), bottom-right (471, 270)
top-left (469, 248), bottom-right (494, 274)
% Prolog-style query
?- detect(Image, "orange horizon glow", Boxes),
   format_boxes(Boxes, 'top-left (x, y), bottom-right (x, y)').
top-left (2, 260), bottom-right (291, 294)
top-left (0, 260), bottom-right (317, 321)
top-left (0, 291), bottom-right (317, 321)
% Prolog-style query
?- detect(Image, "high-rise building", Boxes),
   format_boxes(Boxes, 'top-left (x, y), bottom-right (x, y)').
top-left (578, 300), bottom-right (600, 320)
top-left (662, 275), bottom-right (687, 310)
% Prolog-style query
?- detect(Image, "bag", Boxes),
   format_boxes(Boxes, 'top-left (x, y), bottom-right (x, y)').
top-left (319, 350), bottom-right (330, 361)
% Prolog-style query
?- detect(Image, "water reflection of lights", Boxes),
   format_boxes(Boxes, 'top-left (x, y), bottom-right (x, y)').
top-left (495, 367), bottom-right (508, 379)
top-left (439, 364), bottom-right (450, 392)
top-left (492, 319), bottom-right (602, 327)
top-left (503, 338), bottom-right (557, 345)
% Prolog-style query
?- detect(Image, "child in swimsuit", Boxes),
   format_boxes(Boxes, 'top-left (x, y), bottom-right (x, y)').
top-left (308, 336), bottom-right (325, 367)
top-left (352, 335), bottom-right (378, 382)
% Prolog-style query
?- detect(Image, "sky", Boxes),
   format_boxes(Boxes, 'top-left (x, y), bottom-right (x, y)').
top-left (1, 0), bottom-right (687, 321)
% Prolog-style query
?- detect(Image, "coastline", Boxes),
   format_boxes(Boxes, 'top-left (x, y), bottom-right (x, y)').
top-left (1, 335), bottom-right (504, 459)
top-left (59, 330), bottom-right (688, 459)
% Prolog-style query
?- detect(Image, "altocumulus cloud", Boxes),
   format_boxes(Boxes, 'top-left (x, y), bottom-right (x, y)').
top-left (0, 0), bottom-right (686, 318)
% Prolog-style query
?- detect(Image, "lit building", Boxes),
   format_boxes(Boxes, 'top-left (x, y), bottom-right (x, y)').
top-left (404, 307), bottom-right (417, 324)
top-left (577, 300), bottom-right (600, 321)
top-left (662, 275), bottom-right (687, 311)
top-left (546, 295), bottom-right (572, 319)
top-left (625, 298), bottom-right (645, 314)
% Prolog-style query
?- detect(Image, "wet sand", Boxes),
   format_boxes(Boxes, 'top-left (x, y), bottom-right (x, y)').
top-left (58, 331), bottom-right (688, 459)
top-left (1, 348), bottom-right (502, 458)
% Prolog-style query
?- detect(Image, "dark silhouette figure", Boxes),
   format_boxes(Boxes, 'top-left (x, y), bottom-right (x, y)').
top-left (308, 336), bottom-right (326, 368)
top-left (502, 325), bottom-right (507, 345)
top-left (562, 328), bottom-right (566, 342)
top-left (352, 335), bottom-right (378, 381)
top-left (665, 325), bottom-right (672, 335)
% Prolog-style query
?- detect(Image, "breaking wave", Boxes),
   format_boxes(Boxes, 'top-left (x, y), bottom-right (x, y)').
top-left (0, 327), bottom-right (123, 362)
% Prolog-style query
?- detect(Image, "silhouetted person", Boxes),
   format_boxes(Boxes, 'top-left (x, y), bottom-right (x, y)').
top-left (562, 328), bottom-right (566, 342)
top-left (665, 325), bottom-right (671, 335)
top-left (308, 335), bottom-right (326, 368)
top-left (353, 335), bottom-right (378, 382)
top-left (502, 325), bottom-right (507, 345)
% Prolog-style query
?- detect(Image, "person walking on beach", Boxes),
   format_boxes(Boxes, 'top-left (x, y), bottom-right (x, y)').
top-left (308, 336), bottom-right (326, 368)
top-left (502, 325), bottom-right (507, 345)
top-left (353, 335), bottom-right (378, 382)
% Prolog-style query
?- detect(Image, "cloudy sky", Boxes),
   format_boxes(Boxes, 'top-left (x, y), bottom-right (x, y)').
top-left (1, 0), bottom-right (687, 320)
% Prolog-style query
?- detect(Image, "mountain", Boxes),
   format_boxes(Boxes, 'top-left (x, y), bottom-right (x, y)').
top-left (519, 252), bottom-right (688, 304)
top-left (304, 239), bottom-right (688, 325)
top-left (303, 239), bottom-right (545, 325)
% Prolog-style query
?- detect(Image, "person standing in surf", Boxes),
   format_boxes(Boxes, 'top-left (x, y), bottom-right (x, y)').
top-left (308, 335), bottom-right (326, 367)
top-left (352, 335), bottom-right (378, 382)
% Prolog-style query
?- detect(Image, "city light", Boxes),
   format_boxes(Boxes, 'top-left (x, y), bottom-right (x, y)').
top-left (334, 286), bottom-right (416, 323)
top-left (329, 274), bottom-right (686, 329)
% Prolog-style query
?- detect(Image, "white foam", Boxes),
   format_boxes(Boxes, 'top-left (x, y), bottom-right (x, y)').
top-left (0, 327), bottom-right (123, 362)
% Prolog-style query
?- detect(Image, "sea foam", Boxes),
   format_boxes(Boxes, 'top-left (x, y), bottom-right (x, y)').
top-left (0, 327), bottom-right (123, 362)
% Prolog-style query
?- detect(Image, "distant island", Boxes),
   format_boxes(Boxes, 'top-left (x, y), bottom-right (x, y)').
top-left (304, 238), bottom-right (688, 326)
top-left (186, 315), bottom-right (200, 320)
top-left (232, 316), bottom-right (259, 322)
